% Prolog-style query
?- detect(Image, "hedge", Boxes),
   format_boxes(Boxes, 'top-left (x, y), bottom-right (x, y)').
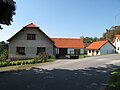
top-left (0, 59), bottom-right (41, 67)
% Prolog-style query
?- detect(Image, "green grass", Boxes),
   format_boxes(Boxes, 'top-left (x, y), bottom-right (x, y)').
top-left (0, 59), bottom-right (55, 72)
top-left (106, 68), bottom-right (120, 90)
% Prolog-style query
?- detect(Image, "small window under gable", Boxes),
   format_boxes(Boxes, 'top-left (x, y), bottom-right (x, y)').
top-left (27, 34), bottom-right (36, 40)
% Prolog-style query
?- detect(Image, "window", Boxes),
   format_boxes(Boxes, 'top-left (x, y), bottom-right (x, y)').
top-left (27, 34), bottom-right (36, 40)
top-left (89, 50), bottom-right (91, 53)
top-left (16, 47), bottom-right (25, 55)
top-left (37, 47), bottom-right (46, 55)
top-left (118, 47), bottom-right (119, 50)
top-left (117, 39), bottom-right (119, 42)
top-left (96, 50), bottom-right (99, 54)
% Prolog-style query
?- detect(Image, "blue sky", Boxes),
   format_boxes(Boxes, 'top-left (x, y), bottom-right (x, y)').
top-left (0, 0), bottom-right (120, 41)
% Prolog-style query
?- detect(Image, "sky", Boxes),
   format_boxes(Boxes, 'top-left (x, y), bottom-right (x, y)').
top-left (0, 0), bottom-right (120, 41)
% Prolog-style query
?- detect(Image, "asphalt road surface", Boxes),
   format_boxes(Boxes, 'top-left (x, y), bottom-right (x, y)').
top-left (0, 54), bottom-right (120, 90)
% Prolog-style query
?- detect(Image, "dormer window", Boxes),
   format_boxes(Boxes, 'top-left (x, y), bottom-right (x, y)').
top-left (27, 34), bottom-right (36, 40)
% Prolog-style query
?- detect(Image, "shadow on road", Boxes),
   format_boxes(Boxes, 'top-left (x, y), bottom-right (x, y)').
top-left (0, 64), bottom-right (119, 90)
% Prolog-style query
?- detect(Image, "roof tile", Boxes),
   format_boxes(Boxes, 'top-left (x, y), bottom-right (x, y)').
top-left (86, 40), bottom-right (108, 50)
top-left (51, 38), bottom-right (84, 48)
top-left (24, 23), bottom-right (37, 28)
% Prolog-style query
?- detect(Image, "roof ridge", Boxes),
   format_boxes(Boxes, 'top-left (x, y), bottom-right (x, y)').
top-left (24, 23), bottom-right (38, 28)
top-left (51, 38), bottom-right (82, 39)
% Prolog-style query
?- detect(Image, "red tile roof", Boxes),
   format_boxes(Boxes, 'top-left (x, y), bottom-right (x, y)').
top-left (86, 40), bottom-right (108, 50)
top-left (24, 23), bottom-right (38, 28)
top-left (51, 38), bottom-right (84, 48)
top-left (112, 35), bottom-right (120, 43)
top-left (115, 35), bottom-right (120, 41)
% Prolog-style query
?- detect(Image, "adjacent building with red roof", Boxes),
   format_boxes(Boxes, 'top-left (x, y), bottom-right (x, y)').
top-left (86, 40), bottom-right (115, 56)
top-left (51, 38), bottom-right (84, 58)
top-left (113, 35), bottom-right (120, 53)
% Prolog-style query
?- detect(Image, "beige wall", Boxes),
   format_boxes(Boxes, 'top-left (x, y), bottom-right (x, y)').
top-left (8, 28), bottom-right (54, 59)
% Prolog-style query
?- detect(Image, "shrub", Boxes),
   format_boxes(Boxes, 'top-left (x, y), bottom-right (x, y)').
top-left (0, 58), bottom-right (45, 67)
top-left (0, 49), bottom-right (8, 61)
top-left (0, 62), bottom-right (7, 67)
top-left (38, 52), bottom-right (47, 63)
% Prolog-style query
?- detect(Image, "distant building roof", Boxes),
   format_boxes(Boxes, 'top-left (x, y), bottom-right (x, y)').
top-left (51, 38), bottom-right (84, 48)
top-left (112, 35), bottom-right (120, 43)
top-left (115, 35), bottom-right (120, 41)
top-left (86, 40), bottom-right (110, 50)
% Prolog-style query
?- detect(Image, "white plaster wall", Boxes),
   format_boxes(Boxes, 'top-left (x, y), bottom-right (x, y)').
top-left (87, 50), bottom-right (92, 56)
top-left (8, 28), bottom-right (54, 59)
top-left (87, 50), bottom-right (100, 56)
top-left (113, 38), bottom-right (120, 53)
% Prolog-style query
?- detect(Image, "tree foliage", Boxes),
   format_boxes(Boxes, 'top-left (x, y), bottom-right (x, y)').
top-left (101, 26), bottom-right (120, 41)
top-left (0, 41), bottom-right (8, 60)
top-left (80, 36), bottom-right (98, 43)
top-left (0, 0), bottom-right (16, 29)
top-left (0, 41), bottom-right (8, 54)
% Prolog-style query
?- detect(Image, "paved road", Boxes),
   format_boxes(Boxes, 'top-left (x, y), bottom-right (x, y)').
top-left (0, 54), bottom-right (120, 90)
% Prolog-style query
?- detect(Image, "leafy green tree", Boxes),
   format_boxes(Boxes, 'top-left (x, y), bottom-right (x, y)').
top-left (101, 26), bottom-right (120, 41)
top-left (0, 0), bottom-right (16, 29)
top-left (0, 49), bottom-right (8, 60)
top-left (0, 41), bottom-right (8, 54)
top-left (81, 36), bottom-right (98, 43)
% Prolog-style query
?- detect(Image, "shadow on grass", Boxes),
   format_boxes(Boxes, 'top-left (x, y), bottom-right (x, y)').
top-left (0, 64), bottom-right (119, 90)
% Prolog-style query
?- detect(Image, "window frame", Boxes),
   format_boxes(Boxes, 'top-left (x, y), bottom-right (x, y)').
top-left (27, 34), bottom-right (36, 40)
top-left (36, 47), bottom-right (46, 55)
top-left (96, 50), bottom-right (99, 54)
top-left (89, 50), bottom-right (91, 53)
top-left (16, 47), bottom-right (25, 55)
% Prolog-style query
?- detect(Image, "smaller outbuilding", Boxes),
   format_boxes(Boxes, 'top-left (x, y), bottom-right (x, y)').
top-left (51, 38), bottom-right (84, 58)
top-left (86, 40), bottom-right (115, 56)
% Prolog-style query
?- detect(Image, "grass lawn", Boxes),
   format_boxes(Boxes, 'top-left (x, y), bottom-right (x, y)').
top-left (106, 68), bottom-right (120, 90)
top-left (0, 59), bottom-right (55, 72)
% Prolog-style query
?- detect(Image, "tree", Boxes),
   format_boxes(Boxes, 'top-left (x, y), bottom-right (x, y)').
top-left (81, 36), bottom-right (98, 43)
top-left (101, 26), bottom-right (120, 41)
top-left (0, 41), bottom-right (8, 54)
top-left (0, 0), bottom-right (16, 29)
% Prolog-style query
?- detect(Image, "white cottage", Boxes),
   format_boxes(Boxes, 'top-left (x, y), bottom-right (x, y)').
top-left (86, 40), bottom-right (115, 56)
top-left (113, 35), bottom-right (120, 53)
top-left (7, 23), bottom-right (55, 60)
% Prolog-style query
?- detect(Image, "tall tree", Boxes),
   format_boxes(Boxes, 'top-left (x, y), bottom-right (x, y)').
top-left (0, 0), bottom-right (16, 29)
top-left (101, 26), bottom-right (120, 41)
